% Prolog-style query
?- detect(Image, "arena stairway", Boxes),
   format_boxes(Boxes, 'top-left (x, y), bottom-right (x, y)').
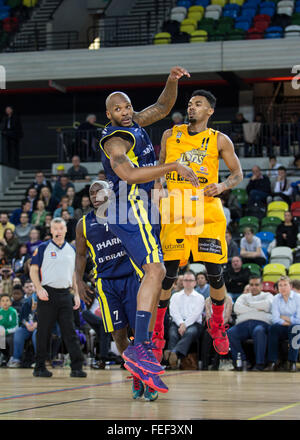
top-left (0, 169), bottom-right (51, 213)
top-left (101, 0), bottom-right (176, 47)
top-left (8, 0), bottom-right (64, 51)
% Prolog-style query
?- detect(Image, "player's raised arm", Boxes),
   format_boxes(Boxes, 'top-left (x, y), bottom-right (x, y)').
top-left (133, 66), bottom-right (190, 127)
top-left (104, 135), bottom-right (200, 188)
top-left (203, 133), bottom-right (243, 197)
top-left (75, 218), bottom-right (94, 305)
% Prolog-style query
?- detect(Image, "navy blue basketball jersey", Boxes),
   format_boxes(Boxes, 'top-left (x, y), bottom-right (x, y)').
top-left (82, 210), bottom-right (137, 279)
top-left (99, 121), bottom-right (156, 198)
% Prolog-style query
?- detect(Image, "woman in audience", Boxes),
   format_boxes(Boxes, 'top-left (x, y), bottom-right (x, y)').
top-left (66, 186), bottom-right (77, 209)
top-left (0, 228), bottom-right (19, 262)
top-left (0, 246), bottom-right (7, 269)
top-left (240, 227), bottom-right (267, 267)
top-left (270, 166), bottom-right (293, 204)
top-left (11, 243), bottom-right (29, 276)
top-left (276, 211), bottom-right (298, 249)
top-left (39, 186), bottom-right (57, 213)
top-left (31, 200), bottom-right (49, 227)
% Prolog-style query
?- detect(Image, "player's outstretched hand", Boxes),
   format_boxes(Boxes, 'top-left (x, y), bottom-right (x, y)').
top-left (203, 183), bottom-right (224, 197)
top-left (176, 163), bottom-right (200, 188)
top-left (169, 66), bottom-right (191, 81)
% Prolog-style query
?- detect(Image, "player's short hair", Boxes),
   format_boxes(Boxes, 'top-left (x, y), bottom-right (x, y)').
top-left (249, 274), bottom-right (262, 283)
top-left (190, 89), bottom-right (217, 108)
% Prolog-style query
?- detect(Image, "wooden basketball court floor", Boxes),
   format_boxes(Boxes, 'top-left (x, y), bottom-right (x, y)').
top-left (1, 367), bottom-right (300, 420)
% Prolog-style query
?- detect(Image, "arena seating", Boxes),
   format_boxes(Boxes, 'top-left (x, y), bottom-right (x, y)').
top-left (0, 0), bottom-right (39, 51)
top-left (155, 0), bottom-right (300, 42)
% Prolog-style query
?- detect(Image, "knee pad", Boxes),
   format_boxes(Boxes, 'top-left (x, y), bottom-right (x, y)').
top-left (205, 262), bottom-right (225, 290)
top-left (162, 260), bottom-right (180, 290)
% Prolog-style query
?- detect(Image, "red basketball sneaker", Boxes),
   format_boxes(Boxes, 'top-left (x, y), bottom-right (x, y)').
top-left (207, 318), bottom-right (229, 355)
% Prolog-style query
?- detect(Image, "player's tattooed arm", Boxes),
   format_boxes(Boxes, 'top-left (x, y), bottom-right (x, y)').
top-left (133, 66), bottom-right (190, 127)
top-left (203, 133), bottom-right (243, 197)
top-left (155, 128), bottom-right (172, 185)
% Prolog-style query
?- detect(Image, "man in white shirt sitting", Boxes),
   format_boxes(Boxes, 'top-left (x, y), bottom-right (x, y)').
top-left (165, 271), bottom-right (205, 369)
top-left (227, 275), bottom-right (274, 371)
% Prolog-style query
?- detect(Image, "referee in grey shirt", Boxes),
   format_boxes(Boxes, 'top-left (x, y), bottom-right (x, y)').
top-left (30, 217), bottom-right (86, 378)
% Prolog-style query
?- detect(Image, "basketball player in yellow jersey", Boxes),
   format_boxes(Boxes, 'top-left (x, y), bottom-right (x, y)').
top-left (152, 90), bottom-right (243, 360)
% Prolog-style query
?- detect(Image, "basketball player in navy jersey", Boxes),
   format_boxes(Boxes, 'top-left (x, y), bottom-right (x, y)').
top-left (75, 180), bottom-right (164, 398)
top-left (99, 66), bottom-right (199, 387)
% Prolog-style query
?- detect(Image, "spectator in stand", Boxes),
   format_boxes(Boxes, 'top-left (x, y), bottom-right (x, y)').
top-left (228, 275), bottom-right (273, 371)
top-left (220, 189), bottom-right (242, 222)
top-left (271, 115), bottom-right (289, 156)
top-left (289, 154), bottom-right (300, 177)
top-left (10, 199), bottom-right (32, 226)
top-left (195, 272), bottom-right (210, 299)
top-left (201, 294), bottom-right (233, 370)
top-left (15, 212), bottom-right (33, 244)
top-left (269, 166), bottom-right (293, 204)
top-left (0, 266), bottom-right (14, 296)
top-left (231, 112), bottom-right (248, 144)
top-left (81, 297), bottom-right (112, 369)
top-left (26, 170), bottom-right (52, 196)
top-left (8, 293), bottom-right (38, 368)
top-left (171, 274), bottom-right (184, 293)
top-left (23, 280), bottom-right (35, 299)
top-left (39, 214), bottom-right (52, 241)
top-left (97, 170), bottom-right (106, 181)
top-left (246, 165), bottom-right (271, 203)
top-left (0, 212), bottom-right (15, 240)
top-left (291, 279), bottom-right (300, 293)
top-left (67, 155), bottom-right (90, 182)
top-left (266, 276), bottom-right (300, 372)
top-left (276, 211), bottom-right (298, 249)
top-left (38, 186), bottom-right (57, 214)
top-left (12, 277), bottom-right (22, 287)
top-left (66, 186), bottom-right (77, 209)
top-left (221, 198), bottom-right (231, 226)
top-left (52, 175), bottom-right (75, 205)
top-left (11, 244), bottom-right (29, 277)
top-left (290, 113), bottom-right (300, 145)
top-left (0, 247), bottom-right (7, 269)
top-left (0, 228), bottom-right (19, 261)
top-left (11, 284), bottom-right (25, 320)
top-left (51, 164), bottom-right (65, 184)
top-left (240, 227), bottom-right (267, 267)
top-left (74, 195), bottom-right (92, 221)
top-left (77, 115), bottom-right (99, 159)
top-left (224, 255), bottom-right (251, 303)
top-left (31, 200), bottom-right (49, 227)
top-left (267, 156), bottom-right (283, 179)
top-left (0, 293), bottom-right (19, 365)
top-left (25, 187), bottom-right (38, 212)
top-left (1, 106), bottom-right (23, 169)
top-left (53, 196), bottom-right (74, 219)
top-left (61, 209), bottom-right (77, 243)
top-left (171, 111), bottom-right (184, 125)
top-left (165, 271), bottom-right (204, 369)
top-left (226, 229), bottom-right (240, 263)
top-left (26, 228), bottom-right (42, 257)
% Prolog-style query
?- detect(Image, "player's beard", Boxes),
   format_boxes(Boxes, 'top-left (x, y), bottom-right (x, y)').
top-left (188, 116), bottom-right (197, 123)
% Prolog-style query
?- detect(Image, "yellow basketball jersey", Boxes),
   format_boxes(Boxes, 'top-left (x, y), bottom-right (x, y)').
top-left (164, 124), bottom-right (220, 193)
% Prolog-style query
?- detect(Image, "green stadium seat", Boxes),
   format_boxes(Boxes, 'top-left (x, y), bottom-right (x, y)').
top-left (242, 263), bottom-right (261, 276)
top-left (227, 28), bottom-right (246, 39)
top-left (232, 188), bottom-right (248, 205)
top-left (260, 216), bottom-right (282, 234)
top-left (239, 216), bottom-right (260, 234)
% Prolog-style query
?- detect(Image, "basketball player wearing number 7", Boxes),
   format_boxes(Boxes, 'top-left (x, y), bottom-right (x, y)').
top-left (153, 90), bottom-right (243, 365)
top-left (99, 66), bottom-right (197, 390)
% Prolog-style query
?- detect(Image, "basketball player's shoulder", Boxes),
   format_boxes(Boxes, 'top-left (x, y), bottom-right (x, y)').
top-left (215, 130), bottom-right (233, 146)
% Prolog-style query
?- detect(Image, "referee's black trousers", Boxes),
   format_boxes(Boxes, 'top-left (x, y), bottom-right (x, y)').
top-left (36, 286), bottom-right (84, 370)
